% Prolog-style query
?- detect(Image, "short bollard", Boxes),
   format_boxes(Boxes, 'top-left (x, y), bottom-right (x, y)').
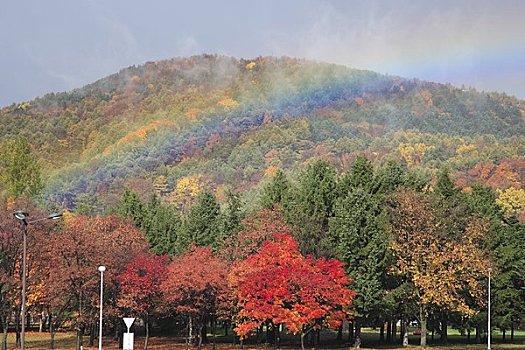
top-left (123, 318), bottom-right (135, 350)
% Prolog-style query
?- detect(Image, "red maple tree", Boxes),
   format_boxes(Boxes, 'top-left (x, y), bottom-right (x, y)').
top-left (37, 215), bottom-right (148, 350)
top-left (117, 254), bottom-right (168, 350)
top-left (161, 247), bottom-right (227, 350)
top-left (230, 234), bottom-right (355, 350)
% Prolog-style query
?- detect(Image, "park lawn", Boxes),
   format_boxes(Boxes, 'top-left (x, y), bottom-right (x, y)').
top-left (5, 330), bottom-right (525, 350)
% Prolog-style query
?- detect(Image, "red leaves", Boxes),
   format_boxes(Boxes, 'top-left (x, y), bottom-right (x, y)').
top-left (231, 234), bottom-right (355, 338)
top-left (161, 247), bottom-right (228, 318)
top-left (117, 254), bottom-right (168, 315)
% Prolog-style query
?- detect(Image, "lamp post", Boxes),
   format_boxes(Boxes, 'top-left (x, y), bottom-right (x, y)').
top-left (13, 211), bottom-right (62, 350)
top-left (488, 267), bottom-right (492, 350)
top-left (98, 265), bottom-right (106, 350)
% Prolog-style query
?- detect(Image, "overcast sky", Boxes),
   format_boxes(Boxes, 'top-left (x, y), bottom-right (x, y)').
top-left (1, 0), bottom-right (524, 106)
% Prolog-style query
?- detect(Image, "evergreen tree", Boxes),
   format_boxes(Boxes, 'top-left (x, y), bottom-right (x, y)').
top-left (221, 190), bottom-right (244, 240)
top-left (117, 188), bottom-right (145, 226)
top-left (337, 155), bottom-right (374, 196)
top-left (147, 202), bottom-right (183, 255)
top-left (0, 137), bottom-right (43, 199)
top-left (285, 160), bottom-right (337, 257)
top-left (260, 170), bottom-right (289, 209)
top-left (372, 161), bottom-right (407, 195)
top-left (329, 188), bottom-right (389, 346)
top-left (434, 168), bottom-right (458, 199)
top-left (182, 191), bottom-right (221, 250)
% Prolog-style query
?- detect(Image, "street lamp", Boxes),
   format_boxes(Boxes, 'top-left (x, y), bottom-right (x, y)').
top-left (13, 211), bottom-right (62, 350)
top-left (98, 265), bottom-right (106, 350)
top-left (488, 267), bottom-right (492, 350)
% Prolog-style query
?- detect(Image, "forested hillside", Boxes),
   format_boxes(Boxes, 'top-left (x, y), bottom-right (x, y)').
top-left (0, 55), bottom-right (524, 212)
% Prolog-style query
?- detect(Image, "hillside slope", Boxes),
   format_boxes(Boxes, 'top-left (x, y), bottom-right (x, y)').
top-left (1, 55), bottom-right (524, 210)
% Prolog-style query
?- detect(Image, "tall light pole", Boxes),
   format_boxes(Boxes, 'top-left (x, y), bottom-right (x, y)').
top-left (488, 267), bottom-right (492, 350)
top-left (13, 211), bottom-right (62, 350)
top-left (98, 265), bottom-right (106, 350)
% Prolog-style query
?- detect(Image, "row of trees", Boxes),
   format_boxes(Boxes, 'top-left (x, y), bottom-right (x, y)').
top-left (0, 205), bottom-right (355, 350)
top-left (115, 156), bottom-right (525, 347)
top-left (1, 136), bottom-right (524, 349)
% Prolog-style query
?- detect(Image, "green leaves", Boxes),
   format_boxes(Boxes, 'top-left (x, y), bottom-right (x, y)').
top-left (0, 137), bottom-right (43, 199)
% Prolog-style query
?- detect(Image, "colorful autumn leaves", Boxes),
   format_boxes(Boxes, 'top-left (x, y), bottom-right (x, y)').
top-left (117, 234), bottom-right (355, 349)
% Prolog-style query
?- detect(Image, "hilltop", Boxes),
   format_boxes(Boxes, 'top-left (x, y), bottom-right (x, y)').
top-left (0, 55), bottom-right (524, 210)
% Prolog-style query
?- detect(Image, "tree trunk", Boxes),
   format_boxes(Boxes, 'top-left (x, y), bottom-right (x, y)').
top-left (144, 318), bottom-right (150, 350)
top-left (212, 319), bottom-right (216, 350)
top-left (379, 322), bottom-right (384, 342)
top-left (187, 316), bottom-right (193, 350)
top-left (117, 322), bottom-right (123, 349)
top-left (75, 326), bottom-right (84, 350)
top-left (197, 325), bottom-right (203, 350)
top-left (276, 323), bottom-right (281, 349)
top-left (348, 321), bottom-right (354, 343)
top-left (300, 332), bottom-right (305, 350)
top-left (15, 308), bottom-right (21, 348)
top-left (89, 322), bottom-right (95, 347)
top-left (2, 317), bottom-right (8, 350)
top-left (337, 324), bottom-right (343, 342)
top-left (39, 312), bottom-right (44, 333)
top-left (441, 315), bottom-right (448, 343)
top-left (202, 323), bottom-right (208, 343)
top-left (391, 320), bottom-right (397, 342)
top-left (354, 318), bottom-right (361, 348)
top-left (266, 321), bottom-right (275, 345)
top-left (475, 325), bottom-right (481, 343)
top-left (420, 306), bottom-right (427, 347)
top-left (50, 320), bottom-right (56, 350)
top-left (511, 322), bottom-right (514, 341)
top-left (224, 322), bottom-right (228, 337)
top-left (386, 321), bottom-right (392, 343)
top-left (502, 329), bottom-right (506, 340)
top-left (467, 328), bottom-right (471, 343)
top-left (402, 319), bottom-right (409, 347)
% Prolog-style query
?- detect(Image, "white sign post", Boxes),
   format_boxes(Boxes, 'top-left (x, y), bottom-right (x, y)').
top-left (123, 318), bottom-right (135, 350)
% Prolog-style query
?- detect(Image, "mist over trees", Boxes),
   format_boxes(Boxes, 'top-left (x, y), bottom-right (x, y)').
top-left (1, 55), bottom-right (524, 348)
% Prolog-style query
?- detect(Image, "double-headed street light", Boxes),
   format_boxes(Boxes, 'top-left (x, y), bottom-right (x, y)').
top-left (13, 210), bottom-right (62, 350)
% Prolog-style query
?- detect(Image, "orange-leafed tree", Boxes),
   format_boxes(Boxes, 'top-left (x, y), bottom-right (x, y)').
top-left (161, 247), bottom-right (228, 350)
top-left (219, 207), bottom-right (292, 264)
top-left (37, 215), bottom-right (148, 350)
top-left (388, 188), bottom-right (490, 347)
top-left (117, 254), bottom-right (168, 350)
top-left (230, 234), bottom-right (355, 350)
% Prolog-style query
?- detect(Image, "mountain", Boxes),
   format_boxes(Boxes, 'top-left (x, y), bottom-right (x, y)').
top-left (1, 55), bottom-right (524, 211)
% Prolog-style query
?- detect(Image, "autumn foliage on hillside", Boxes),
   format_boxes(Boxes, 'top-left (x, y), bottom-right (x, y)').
top-left (0, 55), bottom-right (523, 214)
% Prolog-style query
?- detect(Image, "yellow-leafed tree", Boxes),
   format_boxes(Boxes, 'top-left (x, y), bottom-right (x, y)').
top-left (388, 188), bottom-right (490, 347)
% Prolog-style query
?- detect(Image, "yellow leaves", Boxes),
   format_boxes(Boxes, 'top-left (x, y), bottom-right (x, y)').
top-left (103, 120), bottom-right (179, 155)
top-left (496, 187), bottom-right (525, 216)
top-left (389, 189), bottom-right (489, 315)
top-left (185, 108), bottom-right (200, 120)
top-left (455, 143), bottom-right (477, 156)
top-left (130, 75), bottom-right (141, 83)
top-left (264, 166), bottom-right (279, 177)
top-left (61, 209), bottom-right (76, 222)
top-left (218, 98), bottom-right (239, 110)
top-left (246, 62), bottom-right (256, 70)
top-left (168, 174), bottom-right (203, 212)
top-left (16, 102), bottom-right (31, 111)
top-left (420, 90), bottom-right (433, 107)
top-left (398, 142), bottom-right (432, 167)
